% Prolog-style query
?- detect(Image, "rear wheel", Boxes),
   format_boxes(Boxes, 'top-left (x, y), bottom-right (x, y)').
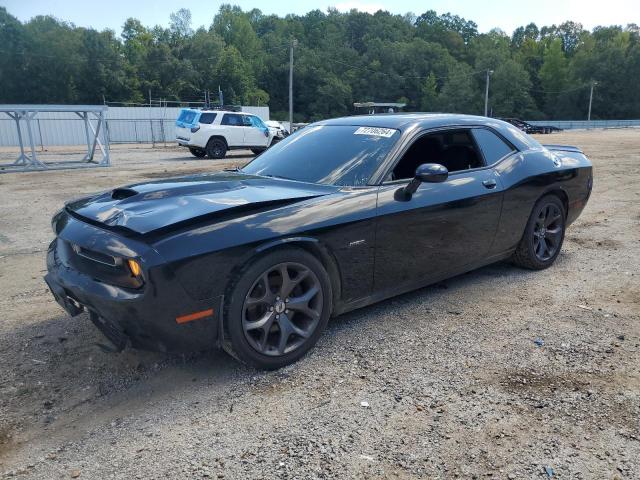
top-left (188, 147), bottom-right (206, 158)
top-left (206, 138), bottom-right (227, 159)
top-left (225, 248), bottom-right (332, 369)
top-left (512, 195), bottom-right (566, 270)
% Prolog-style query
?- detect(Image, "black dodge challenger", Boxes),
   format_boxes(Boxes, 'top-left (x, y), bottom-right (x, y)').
top-left (45, 114), bottom-right (593, 369)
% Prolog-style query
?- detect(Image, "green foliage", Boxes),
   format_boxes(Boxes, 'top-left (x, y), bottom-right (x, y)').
top-left (437, 63), bottom-right (477, 113)
top-left (1, 5), bottom-right (639, 119)
top-left (420, 73), bottom-right (438, 111)
top-left (539, 39), bottom-right (569, 117)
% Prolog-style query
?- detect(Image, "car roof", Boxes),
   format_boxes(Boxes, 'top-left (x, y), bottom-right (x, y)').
top-left (316, 113), bottom-right (541, 152)
top-left (317, 113), bottom-right (509, 132)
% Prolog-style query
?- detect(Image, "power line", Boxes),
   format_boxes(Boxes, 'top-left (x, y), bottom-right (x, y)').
top-left (528, 83), bottom-right (591, 94)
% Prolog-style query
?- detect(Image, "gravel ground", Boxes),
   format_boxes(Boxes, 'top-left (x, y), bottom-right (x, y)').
top-left (0, 131), bottom-right (638, 479)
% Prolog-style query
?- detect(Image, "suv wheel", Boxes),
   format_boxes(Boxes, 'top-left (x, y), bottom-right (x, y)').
top-left (206, 138), bottom-right (227, 159)
top-left (251, 148), bottom-right (266, 155)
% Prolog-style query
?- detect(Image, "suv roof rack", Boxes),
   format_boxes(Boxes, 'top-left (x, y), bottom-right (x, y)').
top-left (200, 104), bottom-right (242, 112)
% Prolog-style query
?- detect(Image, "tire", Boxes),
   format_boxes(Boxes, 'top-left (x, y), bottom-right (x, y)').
top-left (188, 147), bottom-right (206, 158)
top-left (512, 194), bottom-right (566, 270)
top-left (225, 247), bottom-right (332, 369)
top-left (251, 148), bottom-right (266, 155)
top-left (206, 138), bottom-right (227, 159)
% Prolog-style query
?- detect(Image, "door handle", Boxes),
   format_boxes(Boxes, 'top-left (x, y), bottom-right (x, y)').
top-left (482, 179), bottom-right (497, 189)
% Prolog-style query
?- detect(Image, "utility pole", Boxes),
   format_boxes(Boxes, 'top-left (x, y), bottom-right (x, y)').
top-left (289, 38), bottom-right (297, 133)
top-left (484, 70), bottom-right (493, 117)
top-left (587, 80), bottom-right (598, 121)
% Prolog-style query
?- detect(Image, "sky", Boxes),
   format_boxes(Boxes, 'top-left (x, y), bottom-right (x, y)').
top-left (1, 0), bottom-right (636, 35)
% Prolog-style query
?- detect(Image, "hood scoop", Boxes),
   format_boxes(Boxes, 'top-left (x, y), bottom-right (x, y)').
top-left (67, 173), bottom-right (340, 235)
top-left (111, 188), bottom-right (138, 200)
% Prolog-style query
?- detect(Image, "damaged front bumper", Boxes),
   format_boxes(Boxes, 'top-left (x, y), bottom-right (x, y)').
top-left (44, 214), bottom-right (222, 353)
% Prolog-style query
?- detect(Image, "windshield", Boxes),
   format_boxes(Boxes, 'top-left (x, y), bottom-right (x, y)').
top-left (242, 125), bottom-right (400, 186)
top-left (249, 116), bottom-right (267, 129)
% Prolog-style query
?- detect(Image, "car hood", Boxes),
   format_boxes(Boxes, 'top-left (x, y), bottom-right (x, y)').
top-left (66, 172), bottom-right (339, 235)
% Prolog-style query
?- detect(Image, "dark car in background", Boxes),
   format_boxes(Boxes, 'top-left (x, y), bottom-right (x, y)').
top-left (500, 118), bottom-right (563, 134)
top-left (45, 114), bottom-right (592, 369)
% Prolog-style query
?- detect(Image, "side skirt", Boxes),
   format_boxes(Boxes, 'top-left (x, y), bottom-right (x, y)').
top-left (332, 249), bottom-right (514, 316)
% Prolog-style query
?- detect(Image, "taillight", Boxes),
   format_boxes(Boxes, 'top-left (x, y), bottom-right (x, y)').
top-left (190, 126), bottom-right (200, 133)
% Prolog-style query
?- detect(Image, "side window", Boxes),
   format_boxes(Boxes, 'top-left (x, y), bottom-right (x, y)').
top-left (199, 113), bottom-right (217, 125)
top-left (388, 129), bottom-right (485, 181)
top-left (471, 129), bottom-right (515, 164)
top-left (241, 115), bottom-right (253, 126)
top-left (221, 114), bottom-right (243, 126)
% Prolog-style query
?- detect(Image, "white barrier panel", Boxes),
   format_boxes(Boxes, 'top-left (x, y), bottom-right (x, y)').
top-left (0, 105), bottom-right (110, 173)
top-left (0, 105), bottom-right (271, 147)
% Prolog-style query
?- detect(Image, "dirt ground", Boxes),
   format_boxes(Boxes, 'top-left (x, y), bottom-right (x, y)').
top-left (0, 130), bottom-right (638, 479)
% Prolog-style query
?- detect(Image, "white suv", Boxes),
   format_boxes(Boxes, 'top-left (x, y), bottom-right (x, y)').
top-left (175, 109), bottom-right (275, 159)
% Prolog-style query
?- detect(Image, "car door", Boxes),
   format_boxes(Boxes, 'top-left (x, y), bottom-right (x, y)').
top-left (220, 113), bottom-right (245, 147)
top-left (373, 128), bottom-right (507, 292)
top-left (242, 115), bottom-right (269, 147)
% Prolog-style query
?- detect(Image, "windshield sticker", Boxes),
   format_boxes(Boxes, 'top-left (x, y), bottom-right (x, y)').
top-left (354, 127), bottom-right (396, 138)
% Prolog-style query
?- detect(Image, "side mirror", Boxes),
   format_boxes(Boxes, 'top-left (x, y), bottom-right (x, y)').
top-left (402, 163), bottom-right (448, 198)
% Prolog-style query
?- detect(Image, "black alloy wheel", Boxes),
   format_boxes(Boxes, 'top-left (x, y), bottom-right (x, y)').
top-left (532, 203), bottom-right (563, 261)
top-left (225, 248), bottom-right (332, 369)
top-left (242, 262), bottom-right (322, 356)
top-left (512, 194), bottom-right (566, 270)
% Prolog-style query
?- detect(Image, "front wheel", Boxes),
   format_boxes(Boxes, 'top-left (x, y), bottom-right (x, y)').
top-left (512, 195), bottom-right (566, 270)
top-left (225, 248), bottom-right (332, 369)
top-left (251, 148), bottom-right (266, 155)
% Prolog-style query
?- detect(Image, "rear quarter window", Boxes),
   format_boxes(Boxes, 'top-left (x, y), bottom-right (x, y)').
top-left (199, 113), bottom-right (217, 124)
top-left (472, 129), bottom-right (515, 164)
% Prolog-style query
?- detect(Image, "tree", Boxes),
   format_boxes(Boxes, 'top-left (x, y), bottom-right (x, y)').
top-left (169, 8), bottom-right (193, 37)
top-left (1, 5), bottom-right (639, 120)
top-left (437, 63), bottom-right (477, 113)
top-left (539, 38), bottom-right (569, 118)
top-left (490, 60), bottom-right (536, 117)
top-left (420, 73), bottom-right (438, 111)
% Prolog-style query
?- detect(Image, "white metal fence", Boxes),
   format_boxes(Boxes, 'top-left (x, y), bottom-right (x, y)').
top-left (0, 106), bottom-right (270, 147)
top-left (526, 119), bottom-right (640, 129)
top-left (1, 106), bottom-right (638, 148)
